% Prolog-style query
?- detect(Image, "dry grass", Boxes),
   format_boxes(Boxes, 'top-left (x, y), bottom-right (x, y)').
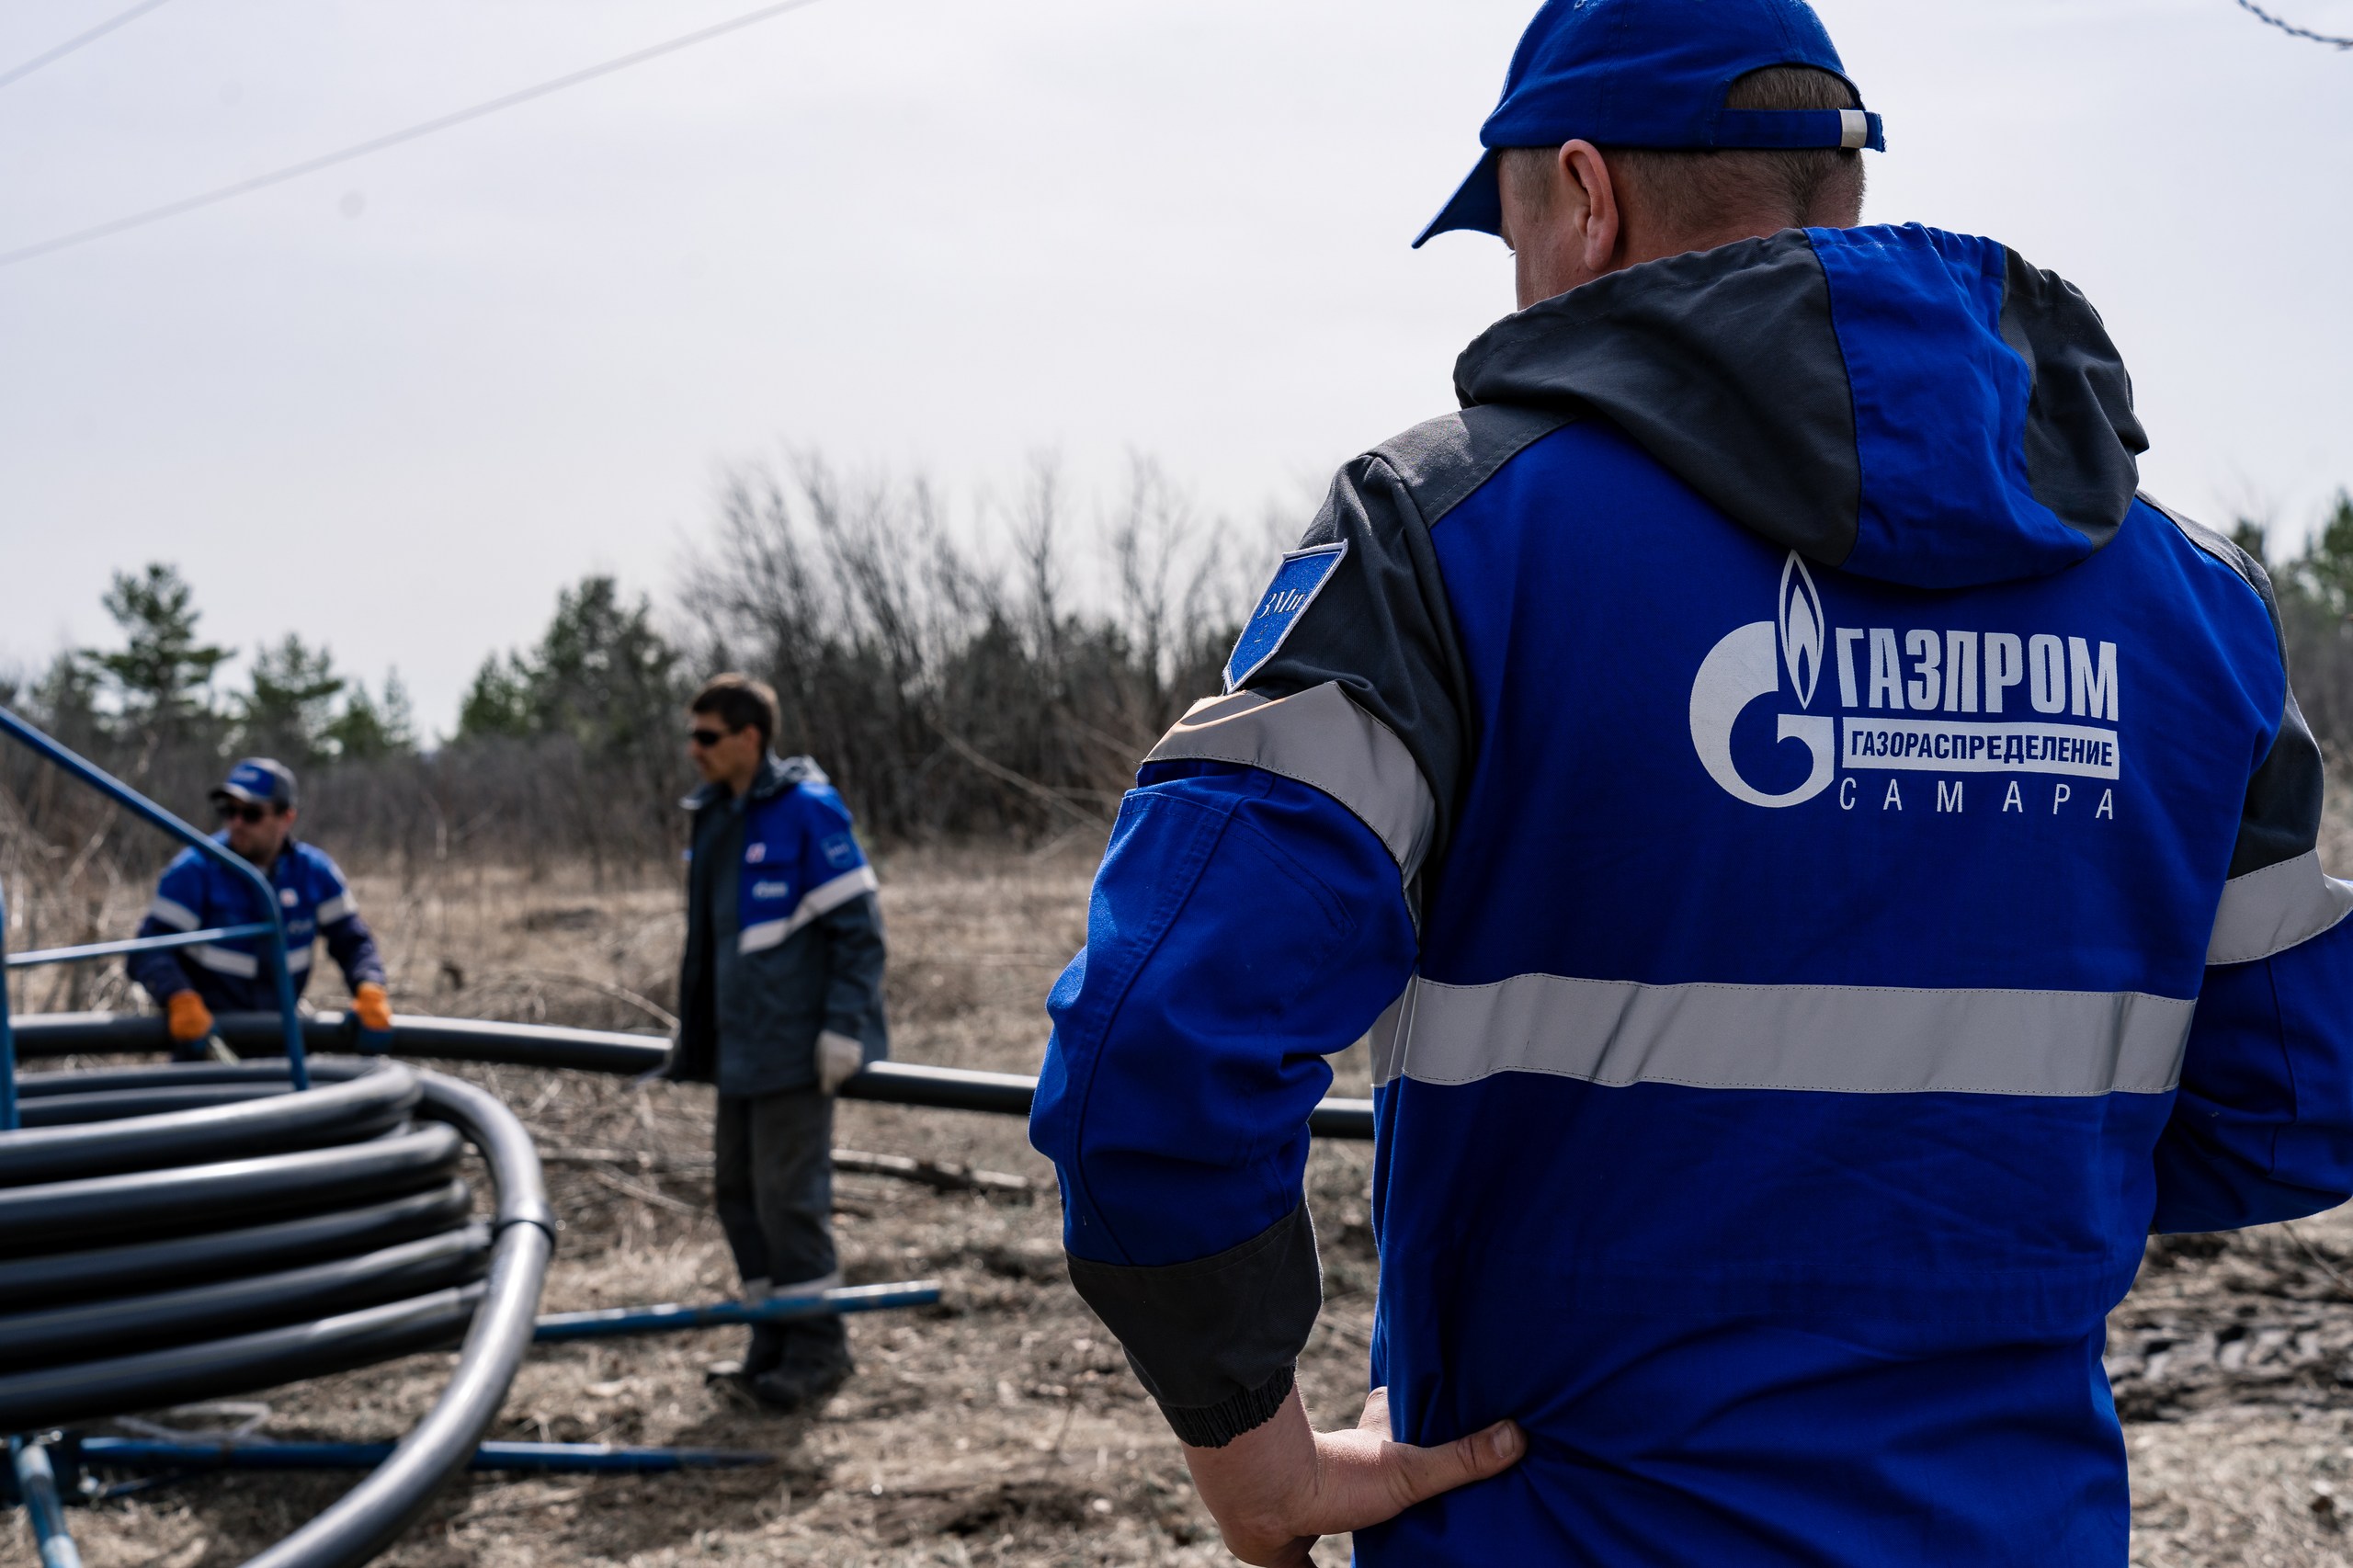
top-left (7, 827), bottom-right (2353, 1565)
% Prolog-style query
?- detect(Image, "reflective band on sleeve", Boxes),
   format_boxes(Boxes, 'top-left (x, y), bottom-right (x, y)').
top-left (146, 895), bottom-right (201, 932)
top-left (737, 865), bottom-right (881, 955)
top-left (189, 944), bottom-right (261, 979)
top-left (1144, 683), bottom-right (1437, 880)
top-left (2207, 849), bottom-right (2353, 966)
top-left (285, 946), bottom-right (313, 973)
top-left (1369, 971), bottom-right (2194, 1097)
top-left (316, 892), bottom-right (357, 925)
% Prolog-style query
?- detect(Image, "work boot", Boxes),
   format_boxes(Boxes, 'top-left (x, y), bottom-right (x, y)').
top-left (750, 1333), bottom-right (854, 1415)
top-left (702, 1323), bottom-right (787, 1386)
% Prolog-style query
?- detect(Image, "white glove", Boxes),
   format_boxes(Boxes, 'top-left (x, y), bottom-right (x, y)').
top-left (816, 1029), bottom-right (864, 1096)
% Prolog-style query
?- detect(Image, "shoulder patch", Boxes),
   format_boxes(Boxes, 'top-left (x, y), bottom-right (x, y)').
top-left (1225, 543), bottom-right (1348, 692)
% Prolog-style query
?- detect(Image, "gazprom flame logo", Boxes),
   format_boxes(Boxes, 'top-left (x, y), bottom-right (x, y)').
top-left (1689, 552), bottom-right (1836, 809)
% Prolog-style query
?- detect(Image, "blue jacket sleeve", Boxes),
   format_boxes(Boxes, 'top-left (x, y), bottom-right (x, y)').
top-left (2154, 911), bottom-right (2353, 1232)
top-left (313, 854), bottom-right (387, 991)
top-left (1029, 760), bottom-right (1415, 1442)
top-left (127, 858), bottom-right (206, 1004)
top-left (2154, 654), bottom-right (2353, 1232)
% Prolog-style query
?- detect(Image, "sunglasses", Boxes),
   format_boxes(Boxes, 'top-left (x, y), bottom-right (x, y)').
top-left (688, 727), bottom-right (733, 749)
top-left (216, 801), bottom-right (272, 824)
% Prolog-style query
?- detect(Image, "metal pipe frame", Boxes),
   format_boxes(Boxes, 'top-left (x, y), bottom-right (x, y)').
top-left (9, 1437), bottom-right (84, 1568)
top-left (0, 703), bottom-right (309, 1112)
top-left (6, 922), bottom-right (277, 970)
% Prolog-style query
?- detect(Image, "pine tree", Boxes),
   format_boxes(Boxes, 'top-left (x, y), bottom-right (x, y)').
top-left (82, 563), bottom-right (232, 734)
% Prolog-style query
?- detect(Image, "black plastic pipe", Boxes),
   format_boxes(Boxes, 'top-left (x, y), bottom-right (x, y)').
top-left (0, 1283), bottom-right (487, 1431)
top-left (0, 1179), bottom-right (472, 1311)
top-left (243, 1068), bottom-right (554, 1568)
top-left (7, 1011), bottom-right (1383, 1141)
top-left (0, 1225), bottom-right (494, 1369)
top-left (0, 1061), bottom-right (418, 1184)
top-left (0, 1123), bottom-right (463, 1249)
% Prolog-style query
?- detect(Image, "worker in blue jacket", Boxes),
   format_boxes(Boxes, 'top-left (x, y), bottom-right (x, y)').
top-left (667, 673), bottom-right (888, 1414)
top-left (129, 757), bottom-right (392, 1056)
top-left (1029, 2), bottom-right (2353, 1563)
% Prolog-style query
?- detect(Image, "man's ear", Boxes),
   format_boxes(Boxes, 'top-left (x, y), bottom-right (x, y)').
top-left (1560, 140), bottom-right (1620, 276)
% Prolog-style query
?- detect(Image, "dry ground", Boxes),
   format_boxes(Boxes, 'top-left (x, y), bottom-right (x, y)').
top-left (10, 838), bottom-right (2353, 1566)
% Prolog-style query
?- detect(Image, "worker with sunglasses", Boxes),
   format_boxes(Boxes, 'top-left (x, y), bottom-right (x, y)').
top-left (666, 672), bottom-right (888, 1415)
top-left (127, 756), bottom-right (392, 1057)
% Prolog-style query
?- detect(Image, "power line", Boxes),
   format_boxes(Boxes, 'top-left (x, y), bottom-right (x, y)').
top-left (0, 0), bottom-right (178, 91)
top-left (0, 0), bottom-right (830, 269)
top-left (2235, 0), bottom-right (2353, 48)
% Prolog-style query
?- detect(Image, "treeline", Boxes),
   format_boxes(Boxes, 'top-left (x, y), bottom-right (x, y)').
top-left (0, 456), bottom-right (1255, 895)
top-left (2240, 494), bottom-right (2353, 746)
top-left (13, 471), bottom-right (2349, 904)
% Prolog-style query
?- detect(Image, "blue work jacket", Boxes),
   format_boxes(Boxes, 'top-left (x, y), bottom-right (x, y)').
top-left (129, 835), bottom-right (385, 1012)
top-left (1032, 225), bottom-right (2353, 1564)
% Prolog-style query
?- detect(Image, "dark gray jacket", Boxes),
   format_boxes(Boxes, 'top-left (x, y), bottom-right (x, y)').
top-left (670, 754), bottom-right (888, 1098)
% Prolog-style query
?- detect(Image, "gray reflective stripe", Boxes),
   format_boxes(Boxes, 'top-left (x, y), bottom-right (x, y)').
top-left (285, 946), bottom-right (313, 973)
top-left (147, 896), bottom-right (200, 932)
top-left (2207, 849), bottom-right (2353, 966)
top-left (1370, 972), bottom-right (2194, 1097)
top-left (1143, 683), bottom-right (1436, 878)
top-left (316, 892), bottom-right (358, 925)
top-left (190, 944), bottom-right (259, 979)
top-left (763, 1269), bottom-right (845, 1300)
top-left (737, 865), bottom-right (880, 955)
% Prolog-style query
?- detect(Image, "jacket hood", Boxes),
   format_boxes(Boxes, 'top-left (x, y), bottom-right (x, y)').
top-left (1453, 223), bottom-right (2147, 590)
top-left (680, 752), bottom-right (826, 812)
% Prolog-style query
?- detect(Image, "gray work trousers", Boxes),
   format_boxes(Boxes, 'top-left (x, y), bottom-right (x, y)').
top-left (713, 1087), bottom-right (846, 1358)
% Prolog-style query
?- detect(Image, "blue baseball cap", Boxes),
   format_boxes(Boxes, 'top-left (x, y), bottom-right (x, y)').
top-left (1415, 0), bottom-right (1882, 248)
top-left (213, 756), bottom-right (298, 811)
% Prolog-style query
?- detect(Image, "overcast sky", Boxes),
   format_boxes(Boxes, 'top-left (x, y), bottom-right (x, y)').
top-left (3, 0), bottom-right (2349, 737)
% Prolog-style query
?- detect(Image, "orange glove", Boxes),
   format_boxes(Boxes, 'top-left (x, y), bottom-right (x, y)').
top-left (352, 982), bottom-right (393, 1035)
top-left (166, 990), bottom-right (214, 1044)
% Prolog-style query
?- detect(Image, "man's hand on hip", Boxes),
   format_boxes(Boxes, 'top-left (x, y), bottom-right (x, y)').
top-left (1180, 1384), bottom-right (1522, 1567)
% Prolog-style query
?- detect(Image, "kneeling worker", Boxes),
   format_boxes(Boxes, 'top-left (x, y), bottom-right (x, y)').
top-left (130, 757), bottom-right (393, 1053)
top-left (668, 674), bottom-right (887, 1414)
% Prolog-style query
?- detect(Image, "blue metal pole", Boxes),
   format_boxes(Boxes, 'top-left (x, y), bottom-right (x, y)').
top-left (68, 1437), bottom-right (774, 1475)
top-left (4, 922), bottom-right (278, 970)
top-left (1, 878), bottom-right (16, 1134)
top-left (9, 1437), bottom-right (85, 1568)
top-left (533, 1280), bottom-right (942, 1343)
top-left (0, 706), bottom-right (309, 1090)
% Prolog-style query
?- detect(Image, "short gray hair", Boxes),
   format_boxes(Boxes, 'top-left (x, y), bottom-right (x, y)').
top-left (1501, 66), bottom-right (1868, 236)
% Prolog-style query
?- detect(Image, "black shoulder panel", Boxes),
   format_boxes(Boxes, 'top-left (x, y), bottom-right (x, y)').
top-left (1249, 408), bottom-right (1573, 858)
top-left (2144, 494), bottom-right (2321, 879)
top-left (1999, 252), bottom-right (2147, 554)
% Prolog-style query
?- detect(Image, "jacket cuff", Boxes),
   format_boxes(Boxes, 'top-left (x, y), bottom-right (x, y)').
top-left (1158, 1363), bottom-right (1296, 1449)
top-left (1064, 1203), bottom-right (1322, 1427)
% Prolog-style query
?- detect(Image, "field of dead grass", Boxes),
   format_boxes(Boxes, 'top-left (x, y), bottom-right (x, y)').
top-left (9, 831), bottom-right (2353, 1566)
